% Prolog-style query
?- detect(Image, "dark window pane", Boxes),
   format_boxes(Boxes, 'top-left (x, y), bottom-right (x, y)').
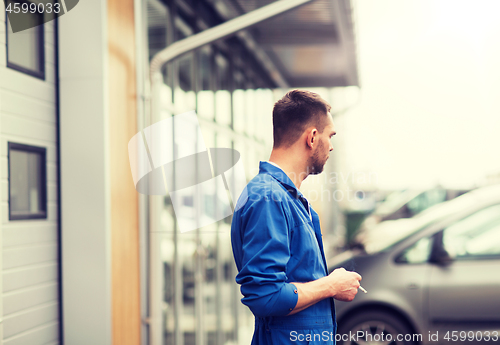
top-left (216, 54), bottom-right (230, 91)
top-left (200, 49), bottom-right (211, 91)
top-left (178, 54), bottom-right (193, 91)
top-left (6, 0), bottom-right (44, 78)
top-left (147, 0), bottom-right (168, 60)
top-left (9, 143), bottom-right (46, 220)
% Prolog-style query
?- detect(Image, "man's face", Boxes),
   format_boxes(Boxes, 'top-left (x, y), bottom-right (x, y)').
top-left (309, 113), bottom-right (335, 175)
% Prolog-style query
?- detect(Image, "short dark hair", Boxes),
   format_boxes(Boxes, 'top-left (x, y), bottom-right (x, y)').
top-left (272, 89), bottom-right (332, 148)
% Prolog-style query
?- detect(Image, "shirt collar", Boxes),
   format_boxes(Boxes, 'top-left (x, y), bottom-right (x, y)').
top-left (260, 161), bottom-right (312, 220)
top-left (259, 161), bottom-right (301, 199)
top-left (266, 161), bottom-right (282, 170)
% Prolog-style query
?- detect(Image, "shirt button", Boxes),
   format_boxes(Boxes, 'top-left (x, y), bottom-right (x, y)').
top-left (294, 289), bottom-right (298, 294)
top-left (289, 308), bottom-right (292, 311)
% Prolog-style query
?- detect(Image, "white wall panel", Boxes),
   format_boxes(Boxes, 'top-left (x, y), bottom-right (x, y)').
top-left (1, 9), bottom-right (60, 342)
top-left (3, 244), bottom-right (58, 269)
top-left (0, 68), bottom-right (55, 103)
top-left (2, 303), bottom-right (58, 339)
top-left (3, 321), bottom-right (58, 345)
top-left (0, 2), bottom-right (5, 23)
top-left (0, 44), bottom-right (5, 67)
top-left (45, 46), bottom-right (55, 65)
top-left (45, 65), bottom-right (56, 85)
top-left (3, 263), bottom-right (57, 293)
top-left (3, 283), bottom-right (58, 315)
top-left (59, 0), bottom-right (112, 343)
top-left (44, 23), bottom-right (54, 45)
top-left (1, 113), bottom-right (56, 142)
top-left (0, 90), bottom-right (56, 122)
top-left (3, 224), bottom-right (57, 247)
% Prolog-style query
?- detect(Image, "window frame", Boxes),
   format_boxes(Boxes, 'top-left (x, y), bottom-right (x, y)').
top-left (8, 142), bottom-right (48, 220)
top-left (438, 203), bottom-right (500, 261)
top-left (394, 234), bottom-right (433, 265)
top-left (5, 0), bottom-right (46, 80)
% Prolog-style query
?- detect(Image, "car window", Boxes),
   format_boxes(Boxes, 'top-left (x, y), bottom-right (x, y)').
top-left (442, 204), bottom-right (500, 260)
top-left (407, 189), bottom-right (447, 216)
top-left (374, 190), bottom-right (419, 217)
top-left (395, 236), bottom-right (432, 264)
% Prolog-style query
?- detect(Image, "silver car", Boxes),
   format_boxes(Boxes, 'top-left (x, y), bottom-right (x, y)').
top-left (330, 185), bottom-right (500, 345)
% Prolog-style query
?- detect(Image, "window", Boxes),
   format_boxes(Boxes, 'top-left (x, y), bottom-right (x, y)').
top-left (147, 0), bottom-right (168, 60)
top-left (199, 47), bottom-right (212, 91)
top-left (407, 189), bottom-right (447, 216)
top-left (5, 0), bottom-right (45, 79)
top-left (178, 53), bottom-right (193, 92)
top-left (8, 143), bottom-right (47, 220)
top-left (442, 204), bottom-right (500, 260)
top-left (396, 236), bottom-right (432, 264)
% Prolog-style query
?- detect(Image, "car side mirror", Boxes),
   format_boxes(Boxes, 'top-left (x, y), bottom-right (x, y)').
top-left (429, 232), bottom-right (454, 266)
top-left (429, 247), bottom-right (454, 265)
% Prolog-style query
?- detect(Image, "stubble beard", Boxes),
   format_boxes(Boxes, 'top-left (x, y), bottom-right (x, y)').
top-left (307, 142), bottom-right (327, 175)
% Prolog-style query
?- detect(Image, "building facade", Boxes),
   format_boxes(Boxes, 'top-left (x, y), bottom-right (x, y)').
top-left (0, 0), bottom-right (358, 344)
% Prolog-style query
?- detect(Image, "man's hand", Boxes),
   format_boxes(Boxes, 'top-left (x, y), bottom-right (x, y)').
top-left (288, 268), bottom-right (362, 315)
top-left (326, 267), bottom-right (362, 302)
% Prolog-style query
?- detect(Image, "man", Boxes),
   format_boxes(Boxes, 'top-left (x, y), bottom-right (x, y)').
top-left (231, 90), bottom-right (362, 344)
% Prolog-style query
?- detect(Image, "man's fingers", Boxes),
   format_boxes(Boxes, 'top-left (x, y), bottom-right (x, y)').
top-left (353, 272), bottom-right (362, 281)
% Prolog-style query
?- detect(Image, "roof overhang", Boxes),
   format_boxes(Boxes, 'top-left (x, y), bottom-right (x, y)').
top-left (150, 0), bottom-right (359, 89)
top-left (212, 0), bottom-right (359, 88)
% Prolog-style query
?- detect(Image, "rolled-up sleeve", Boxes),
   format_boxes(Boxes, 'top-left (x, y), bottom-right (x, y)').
top-left (235, 196), bottom-right (298, 317)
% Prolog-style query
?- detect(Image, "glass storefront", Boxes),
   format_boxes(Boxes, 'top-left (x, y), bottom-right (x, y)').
top-left (145, 1), bottom-right (357, 343)
top-left (147, 1), bottom-right (276, 344)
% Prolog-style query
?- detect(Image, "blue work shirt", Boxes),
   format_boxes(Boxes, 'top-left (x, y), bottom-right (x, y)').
top-left (231, 162), bottom-right (336, 344)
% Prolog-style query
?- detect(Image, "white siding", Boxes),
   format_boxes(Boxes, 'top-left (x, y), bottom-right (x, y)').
top-left (0, 8), bottom-right (59, 344)
top-left (3, 321), bottom-right (59, 345)
top-left (3, 283), bottom-right (58, 315)
top-left (3, 264), bottom-right (58, 293)
top-left (2, 303), bottom-right (59, 340)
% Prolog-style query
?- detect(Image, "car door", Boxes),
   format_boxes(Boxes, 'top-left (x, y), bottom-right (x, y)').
top-left (427, 203), bottom-right (500, 328)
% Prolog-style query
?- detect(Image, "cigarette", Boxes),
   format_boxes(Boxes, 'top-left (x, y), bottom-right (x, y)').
top-left (359, 286), bottom-right (368, 293)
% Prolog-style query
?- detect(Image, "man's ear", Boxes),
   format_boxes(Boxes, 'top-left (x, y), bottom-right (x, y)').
top-left (306, 128), bottom-right (318, 149)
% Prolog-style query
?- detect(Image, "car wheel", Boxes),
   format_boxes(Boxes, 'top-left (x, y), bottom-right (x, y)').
top-left (337, 310), bottom-right (417, 345)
